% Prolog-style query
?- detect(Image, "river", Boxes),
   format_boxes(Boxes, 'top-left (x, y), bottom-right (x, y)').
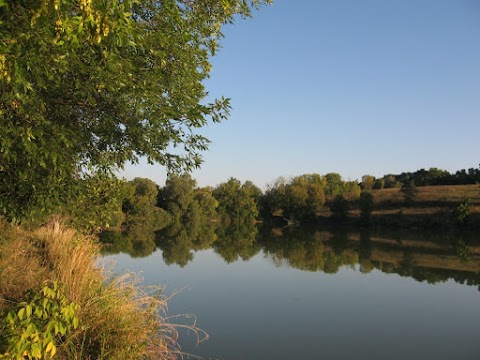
top-left (100, 224), bottom-right (480, 360)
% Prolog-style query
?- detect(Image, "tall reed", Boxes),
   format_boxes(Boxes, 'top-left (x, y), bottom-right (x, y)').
top-left (0, 220), bottom-right (202, 359)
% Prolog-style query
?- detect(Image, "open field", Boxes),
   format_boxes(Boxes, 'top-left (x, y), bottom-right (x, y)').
top-left (372, 184), bottom-right (480, 207)
top-left (318, 185), bottom-right (480, 228)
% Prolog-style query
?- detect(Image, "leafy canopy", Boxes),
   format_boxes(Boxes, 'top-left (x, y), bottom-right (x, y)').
top-left (0, 0), bottom-right (270, 221)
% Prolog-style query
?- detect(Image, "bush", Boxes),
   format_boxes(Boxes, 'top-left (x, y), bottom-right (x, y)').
top-left (400, 180), bottom-right (418, 206)
top-left (452, 199), bottom-right (470, 226)
top-left (1, 281), bottom-right (80, 359)
top-left (330, 195), bottom-right (350, 220)
top-left (359, 191), bottom-right (374, 224)
top-left (0, 221), bottom-right (196, 359)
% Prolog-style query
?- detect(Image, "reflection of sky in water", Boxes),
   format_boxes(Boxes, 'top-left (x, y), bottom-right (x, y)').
top-left (101, 249), bottom-right (480, 360)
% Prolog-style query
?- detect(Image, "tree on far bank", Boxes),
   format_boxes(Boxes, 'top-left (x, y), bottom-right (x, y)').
top-left (400, 180), bottom-right (418, 206)
top-left (342, 181), bottom-right (361, 199)
top-left (213, 178), bottom-right (259, 223)
top-left (384, 175), bottom-right (401, 189)
top-left (283, 182), bottom-right (325, 221)
top-left (373, 178), bottom-right (385, 189)
top-left (359, 191), bottom-right (374, 224)
top-left (123, 178), bottom-right (159, 216)
top-left (324, 173), bottom-right (344, 196)
top-left (361, 175), bottom-right (376, 191)
top-left (260, 177), bottom-right (287, 218)
top-left (158, 173), bottom-right (197, 220)
top-left (330, 195), bottom-right (350, 220)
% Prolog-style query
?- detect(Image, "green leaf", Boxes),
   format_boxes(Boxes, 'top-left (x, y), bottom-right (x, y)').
top-left (25, 304), bottom-right (32, 318)
top-left (18, 307), bottom-right (25, 320)
top-left (0, 0), bottom-right (271, 225)
top-left (46, 342), bottom-right (56, 358)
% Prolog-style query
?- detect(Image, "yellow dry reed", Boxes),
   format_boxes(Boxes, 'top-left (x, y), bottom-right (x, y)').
top-left (0, 220), bottom-right (205, 359)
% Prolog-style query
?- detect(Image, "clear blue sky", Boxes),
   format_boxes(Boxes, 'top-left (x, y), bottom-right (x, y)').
top-left (122, 0), bottom-right (480, 189)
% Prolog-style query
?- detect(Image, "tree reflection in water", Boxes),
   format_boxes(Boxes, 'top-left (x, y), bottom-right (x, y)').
top-left (100, 222), bottom-right (480, 288)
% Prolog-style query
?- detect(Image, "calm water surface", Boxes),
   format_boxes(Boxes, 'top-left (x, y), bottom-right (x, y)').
top-left (101, 225), bottom-right (480, 360)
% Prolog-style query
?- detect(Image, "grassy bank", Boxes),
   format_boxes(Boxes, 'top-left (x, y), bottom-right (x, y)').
top-left (0, 220), bottom-right (185, 359)
top-left (370, 185), bottom-right (480, 228)
top-left (321, 184), bottom-right (480, 229)
top-left (371, 184), bottom-right (480, 207)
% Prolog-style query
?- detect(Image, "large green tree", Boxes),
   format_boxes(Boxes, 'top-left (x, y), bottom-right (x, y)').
top-left (158, 173), bottom-right (217, 225)
top-left (264, 174), bottom-right (325, 221)
top-left (213, 177), bottom-right (259, 223)
top-left (158, 173), bottom-right (197, 220)
top-left (0, 0), bottom-right (269, 222)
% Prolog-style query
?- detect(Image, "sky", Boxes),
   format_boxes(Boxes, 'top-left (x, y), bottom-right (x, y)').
top-left (121, 0), bottom-right (480, 189)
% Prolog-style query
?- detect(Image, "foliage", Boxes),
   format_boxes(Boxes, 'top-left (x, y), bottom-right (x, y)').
top-left (342, 180), bottom-right (361, 199)
top-left (383, 175), bottom-right (401, 189)
top-left (361, 175), bottom-right (376, 191)
top-left (0, 0), bottom-right (270, 224)
top-left (329, 195), bottom-right (350, 220)
top-left (109, 177), bottom-right (172, 257)
top-left (156, 219), bottom-right (218, 266)
top-left (158, 173), bottom-right (218, 226)
top-left (61, 173), bottom-right (126, 232)
top-left (100, 220), bottom-right (161, 258)
top-left (283, 182), bottom-right (325, 221)
top-left (1, 281), bottom-right (80, 359)
top-left (156, 210), bottom-right (222, 265)
top-left (261, 177), bottom-right (288, 218)
top-left (213, 222), bottom-right (260, 263)
top-left (359, 191), bottom-right (374, 224)
top-left (263, 174), bottom-right (360, 221)
top-left (241, 180), bottom-right (263, 203)
top-left (260, 226), bottom-right (358, 273)
top-left (158, 173), bottom-right (198, 220)
top-left (371, 165), bottom-right (480, 188)
top-left (263, 174), bottom-right (325, 221)
top-left (373, 178), bottom-right (385, 189)
top-left (213, 178), bottom-right (259, 223)
top-left (324, 173), bottom-right (344, 196)
top-left (193, 187), bottom-right (219, 222)
top-left (400, 180), bottom-right (418, 205)
top-left (0, 222), bottom-right (188, 359)
top-left (452, 199), bottom-right (470, 226)
top-left (123, 178), bottom-right (160, 216)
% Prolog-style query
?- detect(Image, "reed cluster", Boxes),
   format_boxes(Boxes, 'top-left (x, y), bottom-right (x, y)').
top-left (0, 219), bottom-right (188, 359)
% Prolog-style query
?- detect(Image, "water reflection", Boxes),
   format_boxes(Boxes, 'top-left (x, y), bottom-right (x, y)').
top-left (100, 222), bottom-right (480, 288)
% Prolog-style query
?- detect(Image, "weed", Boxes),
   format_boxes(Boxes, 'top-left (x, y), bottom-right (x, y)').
top-left (0, 221), bottom-right (203, 359)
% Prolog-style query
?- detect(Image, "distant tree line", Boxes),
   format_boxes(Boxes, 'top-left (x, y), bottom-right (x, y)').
top-left (121, 174), bottom-right (261, 228)
top-left (361, 165), bottom-right (480, 190)
top-left (261, 173), bottom-right (361, 222)
top-left (119, 171), bottom-right (364, 227)
top-left (103, 164), bottom-right (480, 231)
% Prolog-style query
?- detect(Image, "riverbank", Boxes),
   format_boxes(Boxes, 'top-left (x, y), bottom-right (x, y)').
top-left (0, 220), bottom-right (181, 359)
top-left (321, 184), bottom-right (480, 230)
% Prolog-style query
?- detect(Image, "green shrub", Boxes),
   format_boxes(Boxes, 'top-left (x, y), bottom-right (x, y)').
top-left (400, 180), bottom-right (418, 205)
top-left (359, 191), bottom-right (374, 224)
top-left (0, 222), bottom-right (191, 360)
top-left (1, 281), bottom-right (80, 359)
top-left (452, 199), bottom-right (470, 225)
top-left (330, 195), bottom-right (350, 220)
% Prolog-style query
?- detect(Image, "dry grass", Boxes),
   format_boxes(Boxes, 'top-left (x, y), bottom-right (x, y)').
top-left (0, 220), bottom-right (203, 359)
top-left (0, 224), bottom-right (48, 305)
top-left (372, 184), bottom-right (480, 207)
